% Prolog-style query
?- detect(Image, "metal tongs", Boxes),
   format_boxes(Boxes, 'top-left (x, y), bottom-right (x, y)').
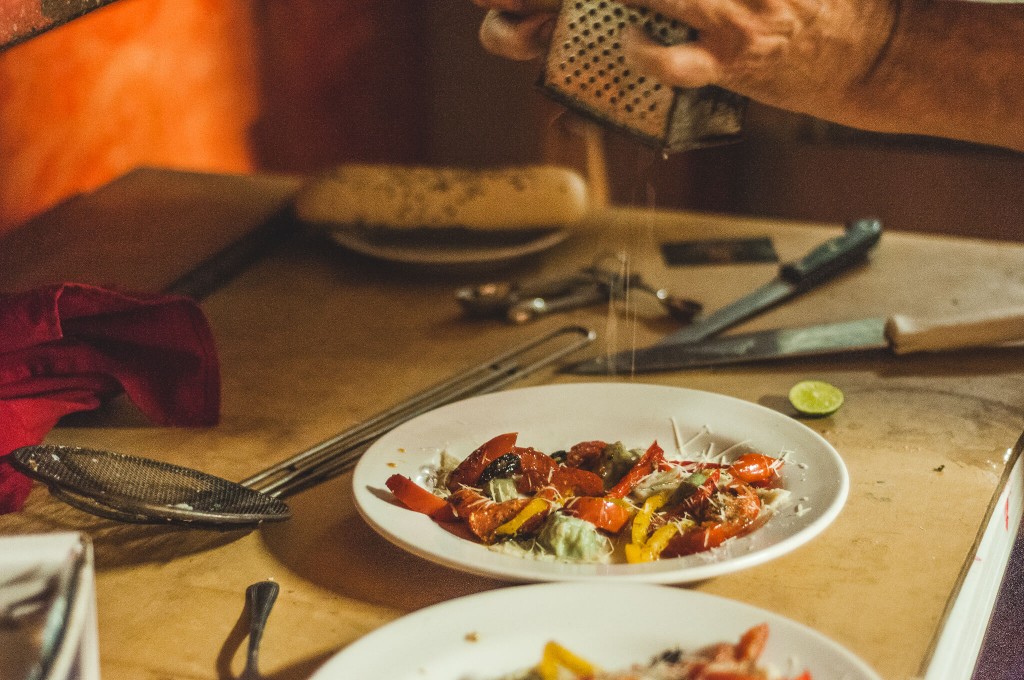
top-left (457, 259), bottom-right (701, 325)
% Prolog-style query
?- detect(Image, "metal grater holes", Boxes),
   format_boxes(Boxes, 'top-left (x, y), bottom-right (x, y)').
top-left (540, 0), bottom-right (745, 151)
top-left (547, 0), bottom-right (693, 138)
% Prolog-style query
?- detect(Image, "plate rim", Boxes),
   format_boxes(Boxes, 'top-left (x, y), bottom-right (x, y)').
top-left (310, 581), bottom-right (883, 680)
top-left (353, 382), bottom-right (849, 584)
top-left (327, 226), bottom-right (569, 266)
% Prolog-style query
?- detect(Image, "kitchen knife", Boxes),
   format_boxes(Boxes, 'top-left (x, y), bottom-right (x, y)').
top-left (657, 217), bottom-right (883, 347)
top-left (566, 306), bottom-right (1024, 373)
top-left (566, 217), bottom-right (882, 374)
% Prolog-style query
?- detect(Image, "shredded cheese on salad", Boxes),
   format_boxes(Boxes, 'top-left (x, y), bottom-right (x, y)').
top-left (492, 624), bottom-right (812, 679)
top-left (385, 432), bottom-right (793, 564)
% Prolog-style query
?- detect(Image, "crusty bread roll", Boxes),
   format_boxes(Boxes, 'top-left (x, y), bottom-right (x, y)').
top-left (294, 164), bottom-right (590, 230)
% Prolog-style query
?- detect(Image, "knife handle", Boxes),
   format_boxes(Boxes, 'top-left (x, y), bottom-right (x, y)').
top-left (886, 306), bottom-right (1024, 354)
top-left (780, 218), bottom-right (882, 287)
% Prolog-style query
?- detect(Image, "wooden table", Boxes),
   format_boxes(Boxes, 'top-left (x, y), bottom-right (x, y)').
top-left (2, 175), bottom-right (1023, 680)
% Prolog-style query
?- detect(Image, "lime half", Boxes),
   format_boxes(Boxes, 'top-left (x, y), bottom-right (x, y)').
top-left (788, 380), bottom-right (844, 417)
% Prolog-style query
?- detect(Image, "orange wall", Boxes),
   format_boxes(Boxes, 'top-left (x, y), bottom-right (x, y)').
top-left (0, 0), bottom-right (427, 234)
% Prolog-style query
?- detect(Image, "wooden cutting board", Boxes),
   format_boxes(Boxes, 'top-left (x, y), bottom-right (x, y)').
top-left (0, 167), bottom-right (304, 297)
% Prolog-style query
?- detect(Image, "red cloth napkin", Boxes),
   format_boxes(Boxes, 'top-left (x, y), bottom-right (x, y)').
top-left (0, 283), bottom-right (220, 514)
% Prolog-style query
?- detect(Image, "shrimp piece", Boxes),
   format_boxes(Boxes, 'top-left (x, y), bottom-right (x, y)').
top-left (447, 488), bottom-right (529, 543)
top-left (662, 484), bottom-right (762, 557)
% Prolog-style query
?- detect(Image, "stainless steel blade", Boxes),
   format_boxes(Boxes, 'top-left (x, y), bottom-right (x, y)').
top-left (567, 317), bottom-right (889, 374)
top-left (653, 218), bottom-right (883, 348)
top-left (653, 278), bottom-right (793, 347)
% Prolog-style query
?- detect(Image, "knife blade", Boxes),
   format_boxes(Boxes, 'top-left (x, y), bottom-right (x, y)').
top-left (567, 217), bottom-right (883, 375)
top-left (655, 217), bottom-right (883, 348)
top-left (566, 306), bottom-right (1024, 373)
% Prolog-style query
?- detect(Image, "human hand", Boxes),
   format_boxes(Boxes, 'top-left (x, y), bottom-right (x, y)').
top-left (474, 0), bottom-right (561, 61)
top-left (617, 0), bottom-right (897, 124)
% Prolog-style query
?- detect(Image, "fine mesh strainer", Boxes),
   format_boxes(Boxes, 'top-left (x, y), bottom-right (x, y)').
top-left (10, 325), bottom-right (595, 526)
top-left (538, 0), bottom-right (745, 152)
top-left (13, 447), bottom-right (287, 525)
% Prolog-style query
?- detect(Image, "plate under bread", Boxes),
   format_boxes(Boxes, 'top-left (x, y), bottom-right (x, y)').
top-left (326, 226), bottom-right (568, 267)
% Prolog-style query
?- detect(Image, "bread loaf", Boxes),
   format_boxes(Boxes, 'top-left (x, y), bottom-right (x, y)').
top-left (294, 164), bottom-right (590, 230)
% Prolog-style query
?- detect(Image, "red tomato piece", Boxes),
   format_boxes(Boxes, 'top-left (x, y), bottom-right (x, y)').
top-left (565, 440), bottom-right (607, 469)
top-left (728, 453), bottom-right (780, 486)
top-left (386, 474), bottom-right (451, 520)
top-left (549, 466), bottom-right (605, 497)
top-left (606, 441), bottom-right (665, 499)
top-left (446, 432), bottom-right (518, 491)
top-left (564, 496), bottom-right (631, 533)
top-left (513, 446), bottom-right (559, 494)
top-left (734, 623), bottom-right (769, 661)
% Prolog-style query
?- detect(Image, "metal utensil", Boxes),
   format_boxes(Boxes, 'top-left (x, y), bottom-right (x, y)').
top-left (11, 325), bottom-right (596, 526)
top-left (538, 0), bottom-right (745, 153)
top-left (658, 217), bottom-right (882, 346)
top-left (567, 306), bottom-right (1024, 373)
top-left (567, 218), bottom-right (882, 374)
top-left (458, 273), bottom-right (606, 323)
top-left (241, 581), bottom-right (278, 680)
top-left (582, 265), bottom-right (702, 324)
top-left (457, 261), bottom-right (701, 325)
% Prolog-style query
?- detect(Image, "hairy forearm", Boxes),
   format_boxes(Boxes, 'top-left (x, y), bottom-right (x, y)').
top-left (839, 0), bottom-right (1024, 151)
top-left (476, 0), bottom-right (1024, 152)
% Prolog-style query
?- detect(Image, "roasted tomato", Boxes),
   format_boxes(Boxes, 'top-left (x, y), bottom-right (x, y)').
top-left (728, 453), bottom-right (781, 487)
top-left (447, 487), bottom-right (530, 543)
top-left (446, 432), bottom-right (518, 491)
top-left (385, 474), bottom-right (453, 521)
top-left (564, 496), bottom-right (631, 533)
top-left (564, 440), bottom-right (607, 470)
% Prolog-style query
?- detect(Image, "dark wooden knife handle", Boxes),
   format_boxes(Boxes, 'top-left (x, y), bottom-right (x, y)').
top-left (780, 217), bottom-right (883, 286)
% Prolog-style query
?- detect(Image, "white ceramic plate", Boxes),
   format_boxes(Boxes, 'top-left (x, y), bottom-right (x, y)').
top-left (327, 226), bottom-right (568, 267)
top-left (310, 582), bottom-right (882, 679)
top-left (352, 382), bottom-right (848, 584)
top-left (0, 533), bottom-right (100, 680)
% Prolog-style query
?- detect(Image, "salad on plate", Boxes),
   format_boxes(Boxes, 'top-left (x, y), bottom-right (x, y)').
top-left (385, 431), bottom-right (792, 565)
top-left (494, 623), bottom-right (811, 680)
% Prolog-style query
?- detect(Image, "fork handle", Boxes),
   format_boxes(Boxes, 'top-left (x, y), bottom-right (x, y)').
top-left (245, 581), bottom-right (279, 674)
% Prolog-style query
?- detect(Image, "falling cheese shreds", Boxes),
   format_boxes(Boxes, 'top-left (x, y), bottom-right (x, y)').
top-left (670, 416), bottom-right (684, 455)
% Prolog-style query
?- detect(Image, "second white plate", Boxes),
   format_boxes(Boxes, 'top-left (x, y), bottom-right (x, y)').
top-left (311, 582), bottom-right (882, 679)
top-left (352, 382), bottom-right (848, 584)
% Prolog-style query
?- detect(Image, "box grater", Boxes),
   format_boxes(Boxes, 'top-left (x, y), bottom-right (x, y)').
top-left (537, 0), bottom-right (746, 153)
top-left (1, 0), bottom-right (122, 51)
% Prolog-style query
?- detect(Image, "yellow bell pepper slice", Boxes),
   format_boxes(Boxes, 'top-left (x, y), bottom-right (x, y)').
top-left (640, 523), bottom-right (679, 562)
top-left (535, 641), bottom-right (598, 680)
top-left (631, 492), bottom-right (668, 546)
top-left (494, 497), bottom-right (550, 536)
